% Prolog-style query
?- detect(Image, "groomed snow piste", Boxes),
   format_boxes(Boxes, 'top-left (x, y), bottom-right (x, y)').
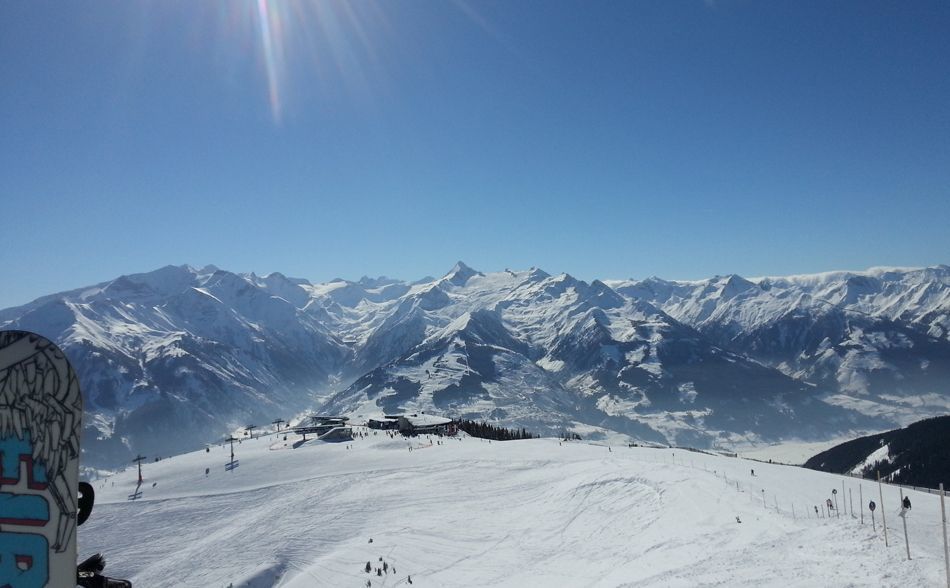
top-left (80, 429), bottom-right (947, 587)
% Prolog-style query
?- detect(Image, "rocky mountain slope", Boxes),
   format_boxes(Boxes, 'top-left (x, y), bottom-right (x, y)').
top-left (608, 266), bottom-right (950, 424)
top-left (3, 262), bottom-right (948, 467)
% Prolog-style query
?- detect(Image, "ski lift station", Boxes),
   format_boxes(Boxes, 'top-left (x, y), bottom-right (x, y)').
top-left (367, 415), bottom-right (401, 430)
top-left (308, 415), bottom-right (349, 426)
top-left (292, 415), bottom-right (353, 442)
top-left (367, 413), bottom-right (457, 436)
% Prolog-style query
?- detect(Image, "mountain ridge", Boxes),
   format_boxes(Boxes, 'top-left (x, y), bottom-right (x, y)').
top-left (3, 262), bottom-right (948, 468)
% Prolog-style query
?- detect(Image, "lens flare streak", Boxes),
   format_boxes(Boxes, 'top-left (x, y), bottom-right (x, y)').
top-left (255, 0), bottom-right (284, 123)
top-left (188, 0), bottom-right (499, 124)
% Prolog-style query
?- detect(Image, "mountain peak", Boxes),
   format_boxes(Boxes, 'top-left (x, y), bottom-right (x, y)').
top-left (526, 267), bottom-right (551, 281)
top-left (443, 261), bottom-right (482, 287)
top-left (720, 273), bottom-right (755, 292)
top-left (357, 275), bottom-right (400, 289)
top-left (449, 260), bottom-right (476, 273)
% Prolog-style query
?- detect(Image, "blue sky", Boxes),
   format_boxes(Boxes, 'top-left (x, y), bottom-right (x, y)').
top-left (2, 0), bottom-right (948, 308)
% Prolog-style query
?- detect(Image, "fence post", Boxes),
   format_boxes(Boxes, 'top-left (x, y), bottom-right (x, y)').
top-left (860, 485), bottom-right (864, 525)
top-left (940, 483), bottom-right (949, 588)
top-left (849, 488), bottom-right (854, 519)
top-left (899, 488), bottom-right (911, 560)
top-left (879, 471), bottom-right (888, 547)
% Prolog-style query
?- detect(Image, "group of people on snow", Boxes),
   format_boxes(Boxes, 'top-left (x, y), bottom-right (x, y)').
top-left (364, 552), bottom-right (411, 586)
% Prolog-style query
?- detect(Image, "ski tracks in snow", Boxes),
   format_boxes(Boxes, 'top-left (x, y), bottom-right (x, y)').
top-left (80, 433), bottom-right (940, 586)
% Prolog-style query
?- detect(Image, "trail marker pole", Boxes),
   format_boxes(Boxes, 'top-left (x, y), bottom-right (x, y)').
top-left (762, 489), bottom-right (766, 510)
top-left (843, 481), bottom-right (847, 516)
top-left (899, 488), bottom-right (911, 560)
top-left (860, 485), bottom-right (864, 524)
top-left (132, 455), bottom-right (147, 484)
top-left (849, 488), bottom-right (854, 519)
top-left (833, 488), bottom-right (839, 518)
top-left (940, 483), bottom-right (949, 588)
top-left (224, 434), bottom-right (242, 471)
top-left (226, 436), bottom-right (237, 461)
top-left (792, 503), bottom-right (796, 520)
top-left (878, 471), bottom-right (889, 547)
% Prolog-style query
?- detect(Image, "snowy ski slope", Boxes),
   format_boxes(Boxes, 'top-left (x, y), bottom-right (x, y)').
top-left (80, 428), bottom-right (947, 587)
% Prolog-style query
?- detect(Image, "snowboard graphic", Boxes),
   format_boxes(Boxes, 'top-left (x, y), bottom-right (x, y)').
top-left (0, 331), bottom-right (82, 588)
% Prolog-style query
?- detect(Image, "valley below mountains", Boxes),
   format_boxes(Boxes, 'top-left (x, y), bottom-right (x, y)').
top-left (3, 262), bottom-right (948, 469)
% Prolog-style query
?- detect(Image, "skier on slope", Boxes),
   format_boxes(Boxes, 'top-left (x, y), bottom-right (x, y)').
top-left (899, 495), bottom-right (912, 517)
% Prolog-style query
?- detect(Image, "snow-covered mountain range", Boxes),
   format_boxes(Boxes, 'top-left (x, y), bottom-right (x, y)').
top-left (3, 262), bottom-right (948, 468)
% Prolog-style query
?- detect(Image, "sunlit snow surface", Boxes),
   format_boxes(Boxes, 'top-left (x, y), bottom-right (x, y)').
top-left (737, 438), bottom-right (857, 465)
top-left (81, 429), bottom-right (942, 587)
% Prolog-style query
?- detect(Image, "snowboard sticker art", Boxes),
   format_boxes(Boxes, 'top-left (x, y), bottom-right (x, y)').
top-left (0, 331), bottom-right (82, 587)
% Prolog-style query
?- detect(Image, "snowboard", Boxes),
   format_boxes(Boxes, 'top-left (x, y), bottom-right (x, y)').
top-left (0, 331), bottom-right (82, 588)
